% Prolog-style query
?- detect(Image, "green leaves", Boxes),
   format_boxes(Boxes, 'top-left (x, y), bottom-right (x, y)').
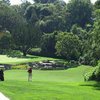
top-left (66, 0), bottom-right (93, 29)
top-left (41, 31), bottom-right (57, 57)
top-left (56, 32), bottom-right (81, 60)
top-left (33, 0), bottom-right (58, 3)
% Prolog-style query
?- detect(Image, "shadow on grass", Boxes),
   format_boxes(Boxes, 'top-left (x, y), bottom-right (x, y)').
top-left (80, 82), bottom-right (100, 90)
top-left (21, 55), bottom-right (39, 59)
top-left (93, 82), bottom-right (100, 90)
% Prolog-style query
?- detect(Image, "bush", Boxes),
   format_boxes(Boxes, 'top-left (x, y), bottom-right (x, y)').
top-left (84, 70), bottom-right (95, 81)
top-left (54, 60), bottom-right (78, 69)
top-left (12, 64), bottom-right (28, 69)
top-left (7, 50), bottom-right (22, 57)
top-left (79, 53), bottom-right (97, 66)
top-left (94, 63), bottom-right (100, 81)
top-left (86, 62), bottom-right (100, 81)
top-left (54, 60), bottom-right (68, 69)
top-left (68, 60), bottom-right (79, 68)
top-left (56, 32), bottom-right (81, 61)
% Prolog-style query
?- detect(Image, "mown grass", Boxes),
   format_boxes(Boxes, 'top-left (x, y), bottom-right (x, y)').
top-left (0, 55), bottom-right (58, 65)
top-left (0, 66), bottom-right (100, 100)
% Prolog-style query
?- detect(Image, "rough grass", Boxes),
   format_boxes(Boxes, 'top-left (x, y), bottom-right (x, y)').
top-left (0, 66), bottom-right (100, 100)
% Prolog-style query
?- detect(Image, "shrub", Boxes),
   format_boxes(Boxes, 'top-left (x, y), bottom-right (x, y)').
top-left (86, 62), bottom-right (100, 81)
top-left (12, 64), bottom-right (28, 69)
top-left (7, 50), bottom-right (22, 57)
top-left (79, 53), bottom-right (97, 66)
top-left (54, 60), bottom-right (68, 69)
top-left (94, 63), bottom-right (100, 81)
top-left (84, 70), bottom-right (95, 81)
top-left (56, 32), bottom-right (81, 61)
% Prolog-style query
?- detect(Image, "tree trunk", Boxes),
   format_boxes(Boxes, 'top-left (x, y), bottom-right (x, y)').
top-left (23, 51), bottom-right (27, 56)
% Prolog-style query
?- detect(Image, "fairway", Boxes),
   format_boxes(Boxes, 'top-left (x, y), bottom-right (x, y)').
top-left (0, 66), bottom-right (100, 100)
top-left (0, 55), bottom-right (57, 65)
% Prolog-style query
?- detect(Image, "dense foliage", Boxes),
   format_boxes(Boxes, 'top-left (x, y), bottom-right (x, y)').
top-left (0, 0), bottom-right (100, 80)
top-left (56, 32), bottom-right (81, 60)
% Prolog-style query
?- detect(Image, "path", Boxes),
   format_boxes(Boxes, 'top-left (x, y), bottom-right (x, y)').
top-left (0, 92), bottom-right (10, 100)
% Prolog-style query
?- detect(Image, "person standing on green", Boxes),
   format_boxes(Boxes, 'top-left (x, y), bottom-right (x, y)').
top-left (27, 67), bottom-right (32, 81)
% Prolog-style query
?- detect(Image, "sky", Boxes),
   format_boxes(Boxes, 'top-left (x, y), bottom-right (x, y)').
top-left (10, 0), bottom-right (97, 5)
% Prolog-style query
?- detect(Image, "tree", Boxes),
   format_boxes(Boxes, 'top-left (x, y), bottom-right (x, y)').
top-left (79, 8), bottom-right (100, 65)
top-left (0, 3), bottom-right (23, 32)
top-left (1, 3), bottom-right (41, 56)
top-left (12, 4), bottom-right (42, 57)
top-left (36, 3), bottom-right (66, 33)
top-left (66, 0), bottom-right (93, 30)
top-left (33, 0), bottom-right (58, 3)
top-left (0, 29), bottom-right (11, 52)
top-left (0, 0), bottom-right (10, 5)
top-left (56, 32), bottom-right (81, 60)
top-left (94, 0), bottom-right (100, 9)
top-left (91, 9), bottom-right (100, 60)
top-left (24, 5), bottom-right (39, 25)
top-left (11, 1), bottom-right (31, 17)
top-left (24, 3), bottom-right (66, 33)
top-left (12, 17), bottom-right (41, 56)
top-left (41, 31), bottom-right (58, 57)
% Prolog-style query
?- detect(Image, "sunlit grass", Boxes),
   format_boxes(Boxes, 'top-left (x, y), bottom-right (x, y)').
top-left (0, 66), bottom-right (100, 100)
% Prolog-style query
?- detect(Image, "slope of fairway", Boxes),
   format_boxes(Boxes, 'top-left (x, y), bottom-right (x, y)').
top-left (0, 66), bottom-right (100, 100)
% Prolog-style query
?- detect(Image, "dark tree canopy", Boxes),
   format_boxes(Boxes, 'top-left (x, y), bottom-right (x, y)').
top-left (66, 0), bottom-right (93, 30)
top-left (94, 0), bottom-right (100, 9)
top-left (41, 31), bottom-right (58, 57)
top-left (33, 0), bottom-right (58, 3)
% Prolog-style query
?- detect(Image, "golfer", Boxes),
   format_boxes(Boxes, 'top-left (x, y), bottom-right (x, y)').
top-left (27, 67), bottom-right (32, 81)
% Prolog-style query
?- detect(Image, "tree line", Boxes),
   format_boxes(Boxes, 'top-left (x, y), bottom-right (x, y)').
top-left (0, 0), bottom-right (100, 66)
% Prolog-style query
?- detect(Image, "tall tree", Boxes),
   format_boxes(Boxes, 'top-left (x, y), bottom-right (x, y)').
top-left (0, 0), bottom-right (10, 5)
top-left (71, 24), bottom-right (90, 55)
top-left (0, 29), bottom-right (11, 52)
top-left (34, 3), bottom-right (66, 33)
top-left (66, 0), bottom-right (93, 30)
top-left (94, 0), bottom-right (100, 9)
top-left (12, 6), bottom-right (42, 56)
top-left (24, 5), bottom-right (38, 25)
top-left (13, 22), bottom-right (41, 56)
top-left (41, 31), bottom-right (58, 57)
top-left (91, 9), bottom-right (100, 59)
top-left (11, 1), bottom-right (31, 17)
